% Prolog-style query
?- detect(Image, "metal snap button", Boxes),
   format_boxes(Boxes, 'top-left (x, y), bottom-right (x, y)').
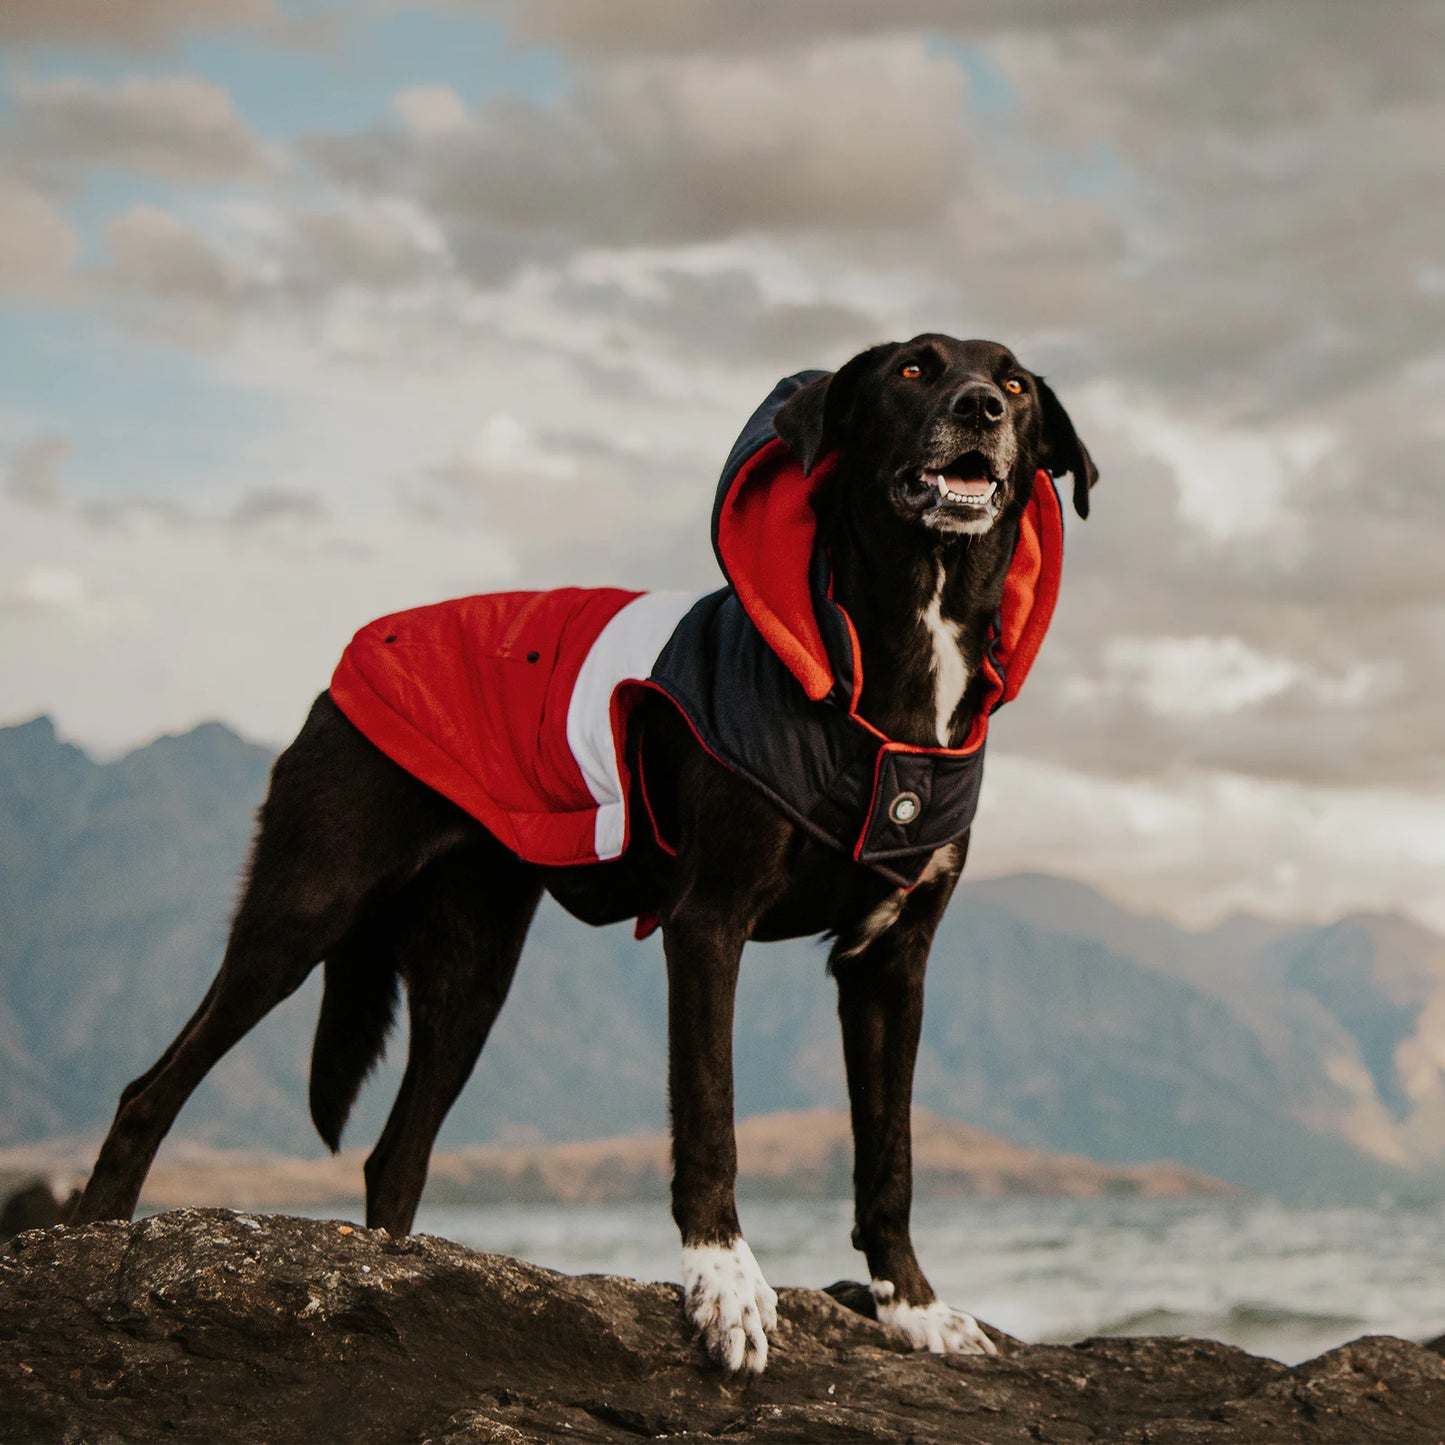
top-left (889, 791), bottom-right (921, 825)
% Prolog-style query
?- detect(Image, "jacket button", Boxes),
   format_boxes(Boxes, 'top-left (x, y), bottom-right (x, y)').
top-left (889, 791), bottom-right (921, 825)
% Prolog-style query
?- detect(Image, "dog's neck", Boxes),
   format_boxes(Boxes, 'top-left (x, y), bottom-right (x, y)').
top-left (824, 498), bottom-right (1020, 749)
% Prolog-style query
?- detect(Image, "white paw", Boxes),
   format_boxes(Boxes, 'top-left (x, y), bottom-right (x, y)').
top-left (871, 1279), bottom-right (998, 1356)
top-left (681, 1238), bottom-right (779, 1375)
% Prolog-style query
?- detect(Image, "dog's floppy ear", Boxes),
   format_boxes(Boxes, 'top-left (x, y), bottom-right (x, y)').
top-left (774, 343), bottom-right (897, 477)
top-left (1035, 377), bottom-right (1099, 519)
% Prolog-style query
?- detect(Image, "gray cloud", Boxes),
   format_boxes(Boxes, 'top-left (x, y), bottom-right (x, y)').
top-left (228, 489), bottom-right (326, 528)
top-left (492, 0), bottom-right (1257, 56)
top-left (291, 207), bottom-right (448, 291)
top-left (308, 38), bottom-right (987, 247)
top-left (77, 486), bottom-right (327, 536)
top-left (551, 267), bottom-right (881, 371)
top-left (996, 376), bottom-right (1445, 791)
top-left (0, 0), bottom-right (276, 50)
top-left (0, 175), bottom-right (78, 294)
top-left (401, 426), bottom-right (720, 590)
top-left (99, 204), bottom-right (242, 345)
top-left (4, 437), bottom-right (70, 506)
top-left (106, 205), bottom-right (237, 299)
top-left (10, 73), bottom-right (270, 181)
top-left (94, 196), bottom-right (461, 350)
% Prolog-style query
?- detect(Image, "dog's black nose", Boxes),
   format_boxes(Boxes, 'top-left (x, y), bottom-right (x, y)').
top-left (950, 382), bottom-right (1007, 426)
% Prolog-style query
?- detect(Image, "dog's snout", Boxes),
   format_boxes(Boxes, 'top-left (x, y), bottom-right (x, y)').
top-left (949, 382), bottom-right (1006, 427)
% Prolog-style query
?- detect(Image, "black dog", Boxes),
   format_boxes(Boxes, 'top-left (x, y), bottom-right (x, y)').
top-left (73, 335), bottom-right (1096, 1374)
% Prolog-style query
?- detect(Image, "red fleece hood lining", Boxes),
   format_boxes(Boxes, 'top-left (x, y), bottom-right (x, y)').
top-left (715, 439), bottom-right (838, 702)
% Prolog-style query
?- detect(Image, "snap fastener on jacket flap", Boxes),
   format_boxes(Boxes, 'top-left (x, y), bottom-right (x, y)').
top-left (889, 791), bottom-right (921, 826)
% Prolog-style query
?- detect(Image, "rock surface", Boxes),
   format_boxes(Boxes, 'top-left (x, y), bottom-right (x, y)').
top-left (2, 1209), bottom-right (1444, 1444)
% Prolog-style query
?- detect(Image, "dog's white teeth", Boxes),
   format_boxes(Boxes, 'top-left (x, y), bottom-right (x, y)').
top-left (932, 476), bottom-right (996, 505)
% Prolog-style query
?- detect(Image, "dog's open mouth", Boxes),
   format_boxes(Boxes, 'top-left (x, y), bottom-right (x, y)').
top-left (892, 448), bottom-right (1007, 533)
top-left (920, 451), bottom-right (999, 512)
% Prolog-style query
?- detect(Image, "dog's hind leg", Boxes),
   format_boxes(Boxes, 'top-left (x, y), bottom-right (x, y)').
top-left (361, 840), bottom-right (542, 1235)
top-left (72, 695), bottom-right (477, 1225)
top-left (830, 841), bottom-right (996, 1357)
top-left (71, 888), bottom-right (354, 1224)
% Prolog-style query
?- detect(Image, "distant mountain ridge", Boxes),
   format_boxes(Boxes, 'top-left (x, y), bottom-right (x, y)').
top-left (967, 872), bottom-right (1445, 1176)
top-left (3, 715), bottom-right (1443, 1202)
top-left (0, 1107), bottom-right (1236, 1210)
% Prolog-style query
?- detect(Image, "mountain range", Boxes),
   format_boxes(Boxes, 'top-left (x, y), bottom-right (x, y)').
top-left (0, 1108), bottom-right (1231, 1212)
top-left (3, 714), bottom-right (1443, 1202)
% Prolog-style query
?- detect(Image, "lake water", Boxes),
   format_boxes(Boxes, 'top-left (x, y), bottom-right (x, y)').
top-left (405, 1195), bottom-right (1445, 1365)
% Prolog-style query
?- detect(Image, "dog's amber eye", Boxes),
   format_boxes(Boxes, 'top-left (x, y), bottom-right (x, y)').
top-left (900, 363), bottom-right (923, 379)
top-left (1004, 378), bottom-right (1025, 394)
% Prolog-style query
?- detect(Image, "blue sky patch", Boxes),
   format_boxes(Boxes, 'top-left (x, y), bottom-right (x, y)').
top-left (0, 307), bottom-right (283, 504)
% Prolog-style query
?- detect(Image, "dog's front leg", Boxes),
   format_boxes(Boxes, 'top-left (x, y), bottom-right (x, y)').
top-left (663, 896), bottom-right (778, 1374)
top-left (831, 851), bottom-right (997, 1357)
top-left (661, 799), bottom-right (790, 1376)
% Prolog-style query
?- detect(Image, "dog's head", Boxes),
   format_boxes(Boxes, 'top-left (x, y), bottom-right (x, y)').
top-left (774, 334), bottom-right (1098, 531)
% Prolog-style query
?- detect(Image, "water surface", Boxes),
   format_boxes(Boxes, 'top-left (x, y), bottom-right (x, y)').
top-left (408, 1195), bottom-right (1445, 1364)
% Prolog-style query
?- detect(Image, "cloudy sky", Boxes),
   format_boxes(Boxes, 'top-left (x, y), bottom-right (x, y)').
top-left (3, 0), bottom-right (1444, 930)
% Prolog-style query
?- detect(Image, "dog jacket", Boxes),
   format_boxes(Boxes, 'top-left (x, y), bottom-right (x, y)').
top-left (330, 371), bottom-right (1064, 904)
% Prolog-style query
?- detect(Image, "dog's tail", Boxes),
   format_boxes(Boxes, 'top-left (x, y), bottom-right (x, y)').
top-left (309, 941), bottom-right (399, 1153)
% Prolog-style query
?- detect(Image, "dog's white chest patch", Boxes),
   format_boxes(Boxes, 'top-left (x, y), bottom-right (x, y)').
top-left (681, 1237), bottom-right (778, 1375)
top-left (835, 845), bottom-right (959, 961)
top-left (835, 890), bottom-right (907, 961)
top-left (920, 570), bottom-right (968, 745)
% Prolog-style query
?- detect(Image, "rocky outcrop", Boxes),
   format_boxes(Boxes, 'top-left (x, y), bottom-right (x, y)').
top-left (3, 1209), bottom-right (1444, 1443)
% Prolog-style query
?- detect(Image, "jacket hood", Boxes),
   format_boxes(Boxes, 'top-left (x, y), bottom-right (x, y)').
top-left (710, 370), bottom-right (1065, 732)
